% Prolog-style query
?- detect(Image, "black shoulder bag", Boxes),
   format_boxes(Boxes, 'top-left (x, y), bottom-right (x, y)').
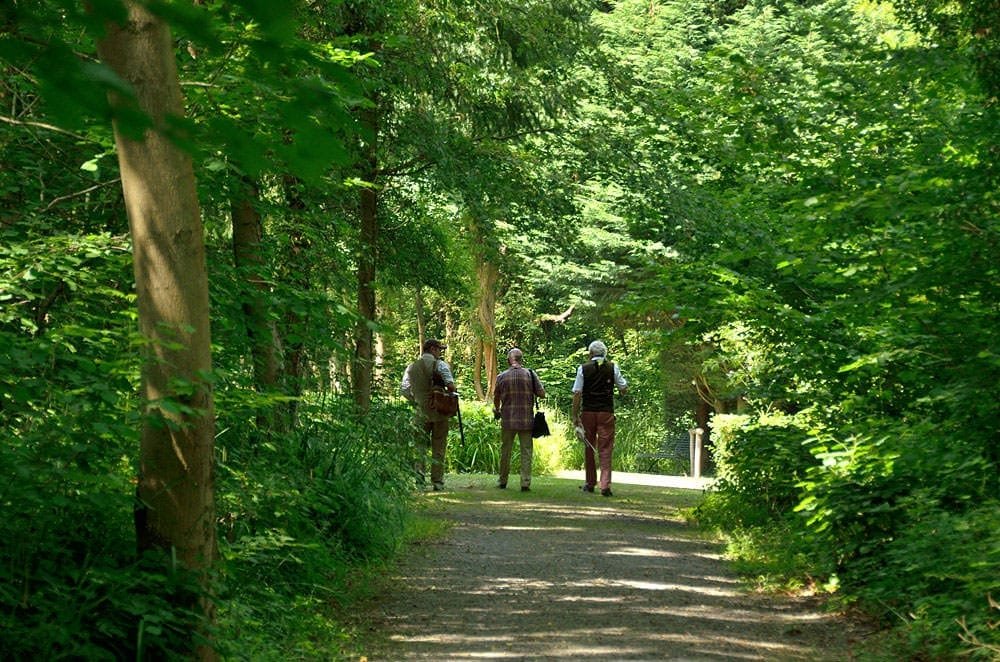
top-left (529, 370), bottom-right (550, 438)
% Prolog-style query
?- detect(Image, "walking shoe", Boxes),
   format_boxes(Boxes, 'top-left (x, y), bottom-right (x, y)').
top-left (580, 484), bottom-right (594, 493)
top-left (601, 488), bottom-right (613, 497)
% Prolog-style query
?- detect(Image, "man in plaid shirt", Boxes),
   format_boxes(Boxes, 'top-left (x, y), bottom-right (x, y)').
top-left (493, 348), bottom-right (546, 491)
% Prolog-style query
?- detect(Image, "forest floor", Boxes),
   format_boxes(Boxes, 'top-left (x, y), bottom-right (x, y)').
top-left (352, 473), bottom-right (870, 661)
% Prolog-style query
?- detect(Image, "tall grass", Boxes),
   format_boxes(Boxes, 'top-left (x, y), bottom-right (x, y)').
top-left (447, 399), bottom-right (568, 476)
top-left (214, 395), bottom-right (416, 659)
top-left (553, 400), bottom-right (687, 475)
top-left (447, 398), bottom-right (692, 477)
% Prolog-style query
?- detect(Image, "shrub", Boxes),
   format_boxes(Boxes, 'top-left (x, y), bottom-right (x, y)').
top-left (214, 396), bottom-right (415, 659)
top-left (700, 413), bottom-right (816, 528)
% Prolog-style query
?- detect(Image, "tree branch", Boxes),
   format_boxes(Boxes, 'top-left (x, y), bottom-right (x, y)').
top-left (537, 304), bottom-right (575, 324)
top-left (0, 115), bottom-right (87, 140)
top-left (378, 125), bottom-right (558, 178)
top-left (44, 179), bottom-right (122, 211)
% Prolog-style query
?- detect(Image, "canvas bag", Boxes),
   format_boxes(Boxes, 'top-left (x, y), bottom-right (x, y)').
top-left (426, 359), bottom-right (459, 417)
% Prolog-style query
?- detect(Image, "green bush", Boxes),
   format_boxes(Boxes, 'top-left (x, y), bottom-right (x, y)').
top-left (611, 406), bottom-right (674, 473)
top-left (853, 498), bottom-right (1000, 660)
top-left (0, 235), bottom-right (204, 659)
top-left (699, 413), bottom-right (816, 528)
top-left (701, 408), bottom-right (1000, 659)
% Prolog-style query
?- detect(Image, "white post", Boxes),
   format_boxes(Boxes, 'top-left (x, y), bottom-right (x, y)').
top-left (688, 427), bottom-right (704, 479)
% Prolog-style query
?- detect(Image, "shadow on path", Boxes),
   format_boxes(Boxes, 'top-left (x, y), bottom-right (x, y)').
top-left (360, 475), bottom-right (858, 661)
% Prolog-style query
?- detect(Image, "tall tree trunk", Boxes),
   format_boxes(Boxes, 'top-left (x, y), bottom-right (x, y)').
top-left (231, 176), bottom-right (281, 429)
top-left (352, 106), bottom-right (378, 413)
top-left (617, 328), bottom-right (629, 356)
top-left (474, 339), bottom-right (486, 400)
top-left (694, 374), bottom-right (713, 448)
top-left (415, 287), bottom-right (426, 354)
top-left (476, 247), bottom-right (499, 401)
top-left (374, 331), bottom-right (386, 387)
top-left (281, 176), bottom-right (310, 430)
top-left (97, 4), bottom-right (216, 658)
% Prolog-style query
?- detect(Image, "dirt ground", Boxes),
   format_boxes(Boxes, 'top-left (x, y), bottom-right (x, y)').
top-left (356, 473), bottom-right (867, 661)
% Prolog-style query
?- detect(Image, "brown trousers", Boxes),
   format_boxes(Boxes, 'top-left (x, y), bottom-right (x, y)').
top-left (581, 411), bottom-right (616, 490)
top-left (416, 418), bottom-right (449, 486)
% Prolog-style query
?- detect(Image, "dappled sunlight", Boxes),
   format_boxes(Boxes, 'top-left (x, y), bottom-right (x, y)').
top-left (603, 547), bottom-right (723, 562)
top-left (495, 525), bottom-right (585, 532)
top-left (606, 545), bottom-right (680, 558)
top-left (562, 575), bottom-right (741, 598)
top-left (370, 477), bottom-right (853, 660)
top-left (691, 574), bottom-right (741, 585)
top-left (473, 577), bottom-right (557, 592)
top-left (646, 604), bottom-right (837, 624)
top-left (552, 595), bottom-right (621, 603)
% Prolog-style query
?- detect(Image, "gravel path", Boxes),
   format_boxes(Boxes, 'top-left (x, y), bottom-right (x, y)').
top-left (359, 474), bottom-right (860, 661)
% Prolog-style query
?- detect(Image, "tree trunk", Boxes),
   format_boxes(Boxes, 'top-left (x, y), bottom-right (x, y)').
top-left (374, 331), bottom-right (386, 387)
top-left (96, 4), bottom-right (216, 658)
top-left (694, 375), bottom-right (713, 448)
top-left (352, 107), bottom-right (378, 413)
top-left (474, 339), bottom-right (486, 400)
top-left (231, 176), bottom-right (281, 428)
top-left (476, 248), bottom-right (499, 401)
top-left (280, 175), bottom-right (310, 430)
top-left (415, 287), bottom-right (426, 355)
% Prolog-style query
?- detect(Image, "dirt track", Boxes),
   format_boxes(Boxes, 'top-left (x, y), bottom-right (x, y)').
top-left (359, 474), bottom-right (862, 661)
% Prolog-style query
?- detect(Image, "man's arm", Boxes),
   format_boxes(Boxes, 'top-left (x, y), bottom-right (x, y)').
top-left (613, 363), bottom-right (628, 395)
top-left (400, 368), bottom-right (414, 402)
top-left (492, 375), bottom-right (503, 418)
top-left (531, 371), bottom-right (545, 398)
top-left (437, 360), bottom-right (457, 392)
top-left (571, 365), bottom-right (583, 422)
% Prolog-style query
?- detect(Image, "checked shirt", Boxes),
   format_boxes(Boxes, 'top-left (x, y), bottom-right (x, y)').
top-left (494, 366), bottom-right (543, 431)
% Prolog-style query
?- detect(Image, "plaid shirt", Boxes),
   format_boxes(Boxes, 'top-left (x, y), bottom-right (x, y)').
top-left (494, 366), bottom-right (542, 431)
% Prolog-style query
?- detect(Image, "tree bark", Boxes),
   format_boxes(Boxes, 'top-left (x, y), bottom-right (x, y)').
top-left (96, 3), bottom-right (216, 658)
top-left (280, 175), bottom-right (310, 430)
top-left (474, 339), bottom-right (486, 400)
top-left (415, 287), bottom-right (426, 355)
top-left (476, 246), bottom-right (499, 401)
top-left (231, 176), bottom-right (280, 428)
top-left (352, 106), bottom-right (378, 413)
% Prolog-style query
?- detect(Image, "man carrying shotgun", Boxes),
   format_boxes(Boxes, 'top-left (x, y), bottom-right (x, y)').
top-left (401, 338), bottom-right (455, 491)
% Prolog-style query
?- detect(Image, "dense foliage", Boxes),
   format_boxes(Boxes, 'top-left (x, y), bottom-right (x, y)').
top-left (2, 0), bottom-right (997, 658)
top-left (589, 1), bottom-right (999, 657)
